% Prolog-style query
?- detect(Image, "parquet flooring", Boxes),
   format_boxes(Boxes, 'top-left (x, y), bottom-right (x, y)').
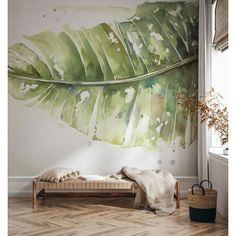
top-left (8, 196), bottom-right (228, 236)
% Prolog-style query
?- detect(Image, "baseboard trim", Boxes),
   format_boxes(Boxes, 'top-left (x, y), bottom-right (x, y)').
top-left (8, 176), bottom-right (198, 198)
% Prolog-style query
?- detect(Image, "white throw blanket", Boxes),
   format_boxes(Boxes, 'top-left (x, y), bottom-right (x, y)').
top-left (121, 167), bottom-right (177, 215)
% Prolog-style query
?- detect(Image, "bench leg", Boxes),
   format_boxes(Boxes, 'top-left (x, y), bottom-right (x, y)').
top-left (134, 187), bottom-right (143, 208)
top-left (175, 181), bottom-right (180, 209)
top-left (42, 189), bottom-right (45, 201)
top-left (32, 182), bottom-right (36, 209)
top-left (37, 189), bottom-right (46, 204)
top-left (134, 187), bottom-right (147, 208)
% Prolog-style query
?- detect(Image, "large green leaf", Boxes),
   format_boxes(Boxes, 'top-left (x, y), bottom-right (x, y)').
top-left (8, 1), bottom-right (199, 149)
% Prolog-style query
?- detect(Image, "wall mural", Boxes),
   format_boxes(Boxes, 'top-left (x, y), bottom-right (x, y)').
top-left (8, 1), bottom-right (199, 150)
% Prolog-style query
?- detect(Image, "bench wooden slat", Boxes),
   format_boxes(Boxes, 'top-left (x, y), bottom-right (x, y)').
top-left (32, 179), bottom-right (180, 210)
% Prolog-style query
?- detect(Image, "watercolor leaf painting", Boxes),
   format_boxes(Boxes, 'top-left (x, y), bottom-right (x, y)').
top-left (8, 1), bottom-right (199, 150)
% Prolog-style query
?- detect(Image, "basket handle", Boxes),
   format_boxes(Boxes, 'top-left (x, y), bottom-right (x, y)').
top-left (199, 180), bottom-right (212, 189)
top-left (191, 184), bottom-right (205, 196)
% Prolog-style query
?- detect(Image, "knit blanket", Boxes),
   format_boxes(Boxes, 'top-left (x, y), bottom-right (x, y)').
top-left (120, 167), bottom-right (177, 215)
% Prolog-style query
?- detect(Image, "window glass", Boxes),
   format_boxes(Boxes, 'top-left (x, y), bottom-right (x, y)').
top-left (210, 48), bottom-right (228, 148)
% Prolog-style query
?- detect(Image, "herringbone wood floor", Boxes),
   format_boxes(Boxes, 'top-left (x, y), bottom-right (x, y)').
top-left (9, 196), bottom-right (228, 236)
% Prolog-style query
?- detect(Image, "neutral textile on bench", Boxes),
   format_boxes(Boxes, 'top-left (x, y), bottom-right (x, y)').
top-left (120, 167), bottom-right (177, 215)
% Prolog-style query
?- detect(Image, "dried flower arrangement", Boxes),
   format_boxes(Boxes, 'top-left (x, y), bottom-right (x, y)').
top-left (177, 88), bottom-right (228, 145)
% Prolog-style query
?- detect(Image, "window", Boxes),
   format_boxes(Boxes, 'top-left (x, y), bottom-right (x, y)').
top-left (210, 48), bottom-right (228, 148)
top-left (210, 0), bottom-right (228, 151)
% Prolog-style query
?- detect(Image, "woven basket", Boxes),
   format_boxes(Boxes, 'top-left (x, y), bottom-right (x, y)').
top-left (188, 180), bottom-right (217, 222)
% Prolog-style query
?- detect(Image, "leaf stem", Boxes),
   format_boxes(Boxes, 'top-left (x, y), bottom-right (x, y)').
top-left (9, 56), bottom-right (198, 86)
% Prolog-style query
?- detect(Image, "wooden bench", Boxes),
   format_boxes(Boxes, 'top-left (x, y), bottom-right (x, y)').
top-left (32, 179), bottom-right (180, 209)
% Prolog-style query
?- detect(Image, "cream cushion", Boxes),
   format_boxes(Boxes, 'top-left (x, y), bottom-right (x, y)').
top-left (37, 167), bottom-right (80, 182)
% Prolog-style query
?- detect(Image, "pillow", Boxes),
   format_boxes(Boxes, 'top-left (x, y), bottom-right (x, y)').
top-left (37, 167), bottom-right (80, 182)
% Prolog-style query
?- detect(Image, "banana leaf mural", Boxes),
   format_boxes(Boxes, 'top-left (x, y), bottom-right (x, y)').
top-left (8, 1), bottom-right (199, 150)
